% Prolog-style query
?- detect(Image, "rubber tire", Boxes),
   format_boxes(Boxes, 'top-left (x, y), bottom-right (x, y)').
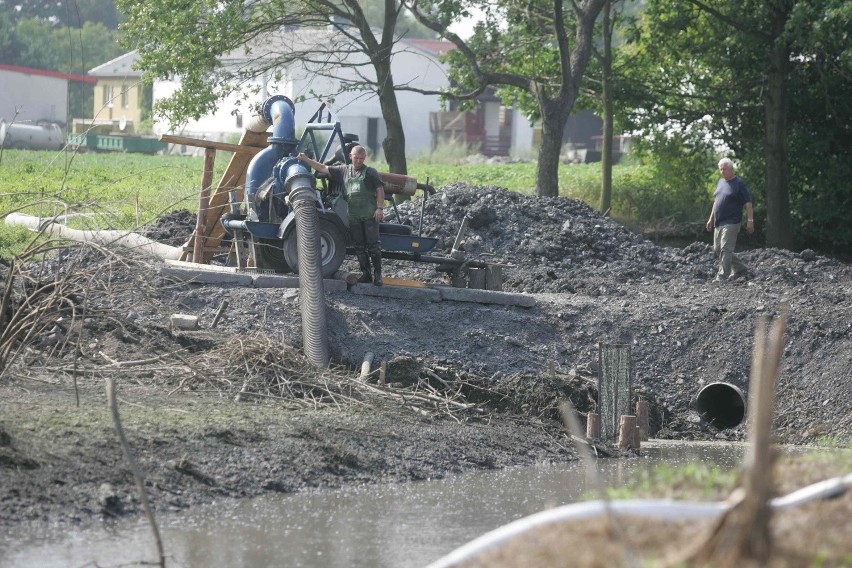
top-left (282, 217), bottom-right (347, 278)
top-left (252, 237), bottom-right (293, 274)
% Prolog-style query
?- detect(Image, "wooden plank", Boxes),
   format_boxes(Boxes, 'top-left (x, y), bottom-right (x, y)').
top-left (192, 147), bottom-right (216, 263)
top-left (380, 277), bottom-right (428, 288)
top-left (183, 129), bottom-right (269, 261)
top-left (159, 134), bottom-right (264, 155)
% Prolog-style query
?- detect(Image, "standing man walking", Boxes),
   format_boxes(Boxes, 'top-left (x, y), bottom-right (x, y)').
top-left (706, 158), bottom-right (754, 282)
top-left (298, 146), bottom-right (386, 286)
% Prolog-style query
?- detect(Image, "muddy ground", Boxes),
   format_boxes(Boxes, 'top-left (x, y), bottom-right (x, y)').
top-left (0, 183), bottom-right (850, 562)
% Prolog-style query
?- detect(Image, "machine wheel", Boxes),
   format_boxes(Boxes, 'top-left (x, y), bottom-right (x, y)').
top-left (252, 237), bottom-right (293, 274)
top-left (282, 217), bottom-right (347, 278)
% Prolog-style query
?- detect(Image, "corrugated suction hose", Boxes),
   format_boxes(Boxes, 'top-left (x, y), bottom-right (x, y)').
top-left (289, 186), bottom-right (329, 368)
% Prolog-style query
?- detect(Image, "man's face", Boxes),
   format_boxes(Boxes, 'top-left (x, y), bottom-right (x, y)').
top-left (350, 151), bottom-right (366, 167)
top-left (719, 163), bottom-right (735, 180)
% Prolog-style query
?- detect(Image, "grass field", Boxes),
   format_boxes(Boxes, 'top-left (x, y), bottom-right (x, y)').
top-left (0, 147), bottom-right (671, 257)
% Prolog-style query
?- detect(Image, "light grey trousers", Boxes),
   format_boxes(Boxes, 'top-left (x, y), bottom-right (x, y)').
top-left (713, 224), bottom-right (747, 278)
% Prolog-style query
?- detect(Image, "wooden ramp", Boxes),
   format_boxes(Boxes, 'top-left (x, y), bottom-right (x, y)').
top-left (161, 131), bottom-right (270, 264)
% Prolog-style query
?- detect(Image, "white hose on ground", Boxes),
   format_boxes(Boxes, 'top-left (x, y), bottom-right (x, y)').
top-left (5, 213), bottom-right (182, 260)
top-left (425, 473), bottom-right (852, 568)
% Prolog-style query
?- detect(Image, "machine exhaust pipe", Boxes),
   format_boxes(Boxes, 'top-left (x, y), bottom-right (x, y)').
top-left (694, 382), bottom-right (746, 429)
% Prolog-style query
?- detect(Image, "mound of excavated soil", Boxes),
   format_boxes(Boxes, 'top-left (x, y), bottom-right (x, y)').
top-left (127, 183), bottom-right (852, 445)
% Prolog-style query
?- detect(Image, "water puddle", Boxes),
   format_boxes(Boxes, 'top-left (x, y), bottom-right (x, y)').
top-left (1, 441), bottom-right (746, 567)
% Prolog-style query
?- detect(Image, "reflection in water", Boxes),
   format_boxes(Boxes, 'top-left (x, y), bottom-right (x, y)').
top-left (0, 442), bottom-right (746, 568)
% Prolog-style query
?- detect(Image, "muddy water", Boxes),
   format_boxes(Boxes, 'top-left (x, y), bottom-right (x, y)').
top-left (1, 442), bottom-right (744, 568)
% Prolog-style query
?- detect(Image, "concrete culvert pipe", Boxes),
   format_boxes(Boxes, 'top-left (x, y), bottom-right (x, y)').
top-left (694, 382), bottom-right (746, 429)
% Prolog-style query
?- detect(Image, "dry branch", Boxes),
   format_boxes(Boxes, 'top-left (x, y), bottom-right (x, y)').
top-left (106, 377), bottom-right (165, 567)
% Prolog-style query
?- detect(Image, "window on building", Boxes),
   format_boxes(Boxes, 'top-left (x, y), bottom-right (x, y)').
top-left (104, 85), bottom-right (114, 108)
top-left (121, 85), bottom-right (130, 109)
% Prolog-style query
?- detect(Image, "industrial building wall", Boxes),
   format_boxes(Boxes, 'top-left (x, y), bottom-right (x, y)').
top-left (0, 70), bottom-right (69, 125)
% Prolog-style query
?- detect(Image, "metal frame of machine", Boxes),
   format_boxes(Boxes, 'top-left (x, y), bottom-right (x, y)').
top-left (220, 95), bottom-right (493, 280)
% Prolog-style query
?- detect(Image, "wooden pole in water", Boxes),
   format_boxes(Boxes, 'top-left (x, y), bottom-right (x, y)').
top-left (618, 415), bottom-right (637, 450)
top-left (586, 413), bottom-right (600, 439)
top-left (636, 399), bottom-right (649, 441)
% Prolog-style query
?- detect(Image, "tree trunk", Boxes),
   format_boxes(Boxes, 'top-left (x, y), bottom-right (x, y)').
top-left (599, 0), bottom-right (614, 214)
top-left (763, 38), bottom-right (792, 249)
top-left (374, 60), bottom-right (408, 176)
top-left (536, 98), bottom-right (572, 197)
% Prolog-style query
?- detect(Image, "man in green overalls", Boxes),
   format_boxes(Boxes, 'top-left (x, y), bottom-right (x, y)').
top-left (298, 146), bottom-right (386, 285)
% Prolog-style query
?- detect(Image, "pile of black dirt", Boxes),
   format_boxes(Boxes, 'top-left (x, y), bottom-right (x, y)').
top-left (141, 209), bottom-right (196, 247)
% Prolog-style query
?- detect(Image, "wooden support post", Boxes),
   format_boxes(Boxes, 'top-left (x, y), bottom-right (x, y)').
top-left (210, 299), bottom-right (229, 329)
top-left (634, 425), bottom-right (642, 450)
top-left (485, 265), bottom-right (503, 291)
top-left (192, 147), bottom-right (216, 263)
top-left (468, 267), bottom-right (486, 289)
top-left (379, 360), bottom-right (387, 386)
top-left (636, 399), bottom-right (649, 441)
top-left (618, 415), bottom-right (637, 450)
top-left (586, 412), bottom-right (600, 439)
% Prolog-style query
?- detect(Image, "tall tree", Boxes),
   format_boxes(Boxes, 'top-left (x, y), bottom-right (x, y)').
top-left (117, 0), bottom-right (438, 175)
top-left (596, 0), bottom-right (615, 214)
top-left (404, 0), bottom-right (606, 197)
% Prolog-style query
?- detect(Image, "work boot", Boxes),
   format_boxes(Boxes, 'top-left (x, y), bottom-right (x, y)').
top-left (370, 252), bottom-right (383, 287)
top-left (357, 253), bottom-right (372, 283)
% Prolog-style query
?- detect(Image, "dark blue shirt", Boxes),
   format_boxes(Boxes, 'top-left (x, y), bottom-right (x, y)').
top-left (713, 176), bottom-right (752, 227)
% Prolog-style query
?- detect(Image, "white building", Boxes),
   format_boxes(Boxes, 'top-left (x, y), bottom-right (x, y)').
top-left (151, 29), bottom-right (535, 158)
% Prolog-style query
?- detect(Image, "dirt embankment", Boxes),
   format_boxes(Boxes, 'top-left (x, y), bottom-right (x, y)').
top-left (1, 183), bottom-right (850, 531)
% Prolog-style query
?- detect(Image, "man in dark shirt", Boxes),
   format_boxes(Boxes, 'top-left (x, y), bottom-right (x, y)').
top-left (705, 158), bottom-right (754, 281)
top-left (298, 146), bottom-right (386, 285)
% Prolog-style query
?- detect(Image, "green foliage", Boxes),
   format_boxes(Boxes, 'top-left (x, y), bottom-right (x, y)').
top-left (619, 0), bottom-right (852, 251)
top-left (0, 224), bottom-right (34, 260)
top-left (1, 14), bottom-right (124, 121)
top-left (2, 17), bottom-right (122, 75)
top-left (0, 150), bottom-right (227, 234)
top-left (0, 144), bottom-right (840, 258)
top-left (605, 461), bottom-right (739, 501)
top-left (117, 0), bottom-right (250, 127)
top-left (8, 0), bottom-right (121, 28)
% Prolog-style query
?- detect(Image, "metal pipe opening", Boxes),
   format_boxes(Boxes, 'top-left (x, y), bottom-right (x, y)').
top-left (694, 382), bottom-right (746, 429)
